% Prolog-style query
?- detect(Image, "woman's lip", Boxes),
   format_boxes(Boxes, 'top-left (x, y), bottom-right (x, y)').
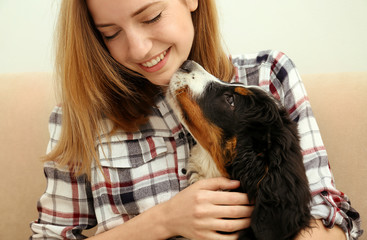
top-left (138, 48), bottom-right (170, 73)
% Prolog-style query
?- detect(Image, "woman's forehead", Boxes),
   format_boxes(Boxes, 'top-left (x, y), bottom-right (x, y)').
top-left (87, 0), bottom-right (165, 24)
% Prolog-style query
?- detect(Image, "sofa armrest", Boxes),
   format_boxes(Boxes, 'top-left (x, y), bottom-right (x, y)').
top-left (0, 72), bottom-right (56, 238)
top-left (302, 72), bottom-right (367, 235)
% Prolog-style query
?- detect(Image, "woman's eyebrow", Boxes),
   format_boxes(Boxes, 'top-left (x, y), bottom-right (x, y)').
top-left (95, 1), bottom-right (163, 28)
top-left (132, 1), bottom-right (162, 17)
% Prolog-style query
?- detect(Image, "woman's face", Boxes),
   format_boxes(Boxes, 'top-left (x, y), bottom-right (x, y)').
top-left (87, 0), bottom-right (198, 86)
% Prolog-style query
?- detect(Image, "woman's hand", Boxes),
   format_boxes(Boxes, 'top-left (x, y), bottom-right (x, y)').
top-left (162, 177), bottom-right (254, 240)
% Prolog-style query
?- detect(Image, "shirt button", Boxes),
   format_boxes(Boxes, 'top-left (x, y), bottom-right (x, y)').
top-left (181, 168), bottom-right (187, 174)
top-left (178, 132), bottom-right (185, 139)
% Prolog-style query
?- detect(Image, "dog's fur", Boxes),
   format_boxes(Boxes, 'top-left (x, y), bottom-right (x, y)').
top-left (166, 60), bottom-right (312, 240)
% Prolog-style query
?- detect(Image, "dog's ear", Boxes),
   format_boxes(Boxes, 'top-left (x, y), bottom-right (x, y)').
top-left (229, 139), bottom-right (269, 201)
top-left (251, 120), bottom-right (312, 240)
top-left (230, 140), bottom-right (282, 239)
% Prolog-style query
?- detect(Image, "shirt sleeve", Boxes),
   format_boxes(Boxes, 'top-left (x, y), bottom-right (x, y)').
top-left (30, 106), bottom-right (97, 239)
top-left (268, 51), bottom-right (362, 240)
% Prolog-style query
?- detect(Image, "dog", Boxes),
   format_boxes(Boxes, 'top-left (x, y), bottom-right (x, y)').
top-left (166, 60), bottom-right (312, 240)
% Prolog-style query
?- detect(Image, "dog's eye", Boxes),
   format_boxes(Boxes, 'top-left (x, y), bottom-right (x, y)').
top-left (225, 94), bottom-right (235, 108)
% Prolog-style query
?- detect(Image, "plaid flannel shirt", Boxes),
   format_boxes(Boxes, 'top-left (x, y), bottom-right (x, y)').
top-left (30, 50), bottom-right (362, 239)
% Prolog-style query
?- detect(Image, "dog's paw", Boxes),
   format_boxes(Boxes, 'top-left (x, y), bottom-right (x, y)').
top-left (188, 171), bottom-right (205, 185)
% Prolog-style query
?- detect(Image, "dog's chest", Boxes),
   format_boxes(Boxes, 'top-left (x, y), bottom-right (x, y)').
top-left (187, 144), bottom-right (223, 184)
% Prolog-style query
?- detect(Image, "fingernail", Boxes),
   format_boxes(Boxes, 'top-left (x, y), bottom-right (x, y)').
top-left (230, 180), bottom-right (240, 184)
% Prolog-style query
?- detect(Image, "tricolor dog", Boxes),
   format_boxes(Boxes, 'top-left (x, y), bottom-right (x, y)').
top-left (166, 61), bottom-right (312, 240)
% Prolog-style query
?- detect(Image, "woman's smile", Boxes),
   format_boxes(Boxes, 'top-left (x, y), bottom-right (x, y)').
top-left (139, 47), bottom-right (170, 73)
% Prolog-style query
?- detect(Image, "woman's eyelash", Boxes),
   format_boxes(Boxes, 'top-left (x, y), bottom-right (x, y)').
top-left (104, 30), bottom-right (121, 40)
top-left (103, 12), bottom-right (162, 41)
top-left (144, 12), bottom-right (162, 24)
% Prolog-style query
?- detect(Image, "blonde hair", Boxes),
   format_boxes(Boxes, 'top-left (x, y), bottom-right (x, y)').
top-left (190, 0), bottom-right (235, 81)
top-left (46, 0), bottom-right (235, 177)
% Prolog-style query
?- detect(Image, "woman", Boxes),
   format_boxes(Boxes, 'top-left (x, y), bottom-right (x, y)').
top-left (30, 0), bottom-right (362, 239)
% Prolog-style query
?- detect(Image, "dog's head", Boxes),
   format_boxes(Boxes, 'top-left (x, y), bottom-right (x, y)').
top-left (166, 60), bottom-right (284, 177)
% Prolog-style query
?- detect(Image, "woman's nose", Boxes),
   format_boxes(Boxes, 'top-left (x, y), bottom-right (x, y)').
top-left (125, 29), bottom-right (152, 61)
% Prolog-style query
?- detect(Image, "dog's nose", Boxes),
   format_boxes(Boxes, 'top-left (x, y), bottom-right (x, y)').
top-left (180, 60), bottom-right (194, 73)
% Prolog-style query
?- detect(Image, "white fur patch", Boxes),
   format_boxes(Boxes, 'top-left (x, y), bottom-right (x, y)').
top-left (166, 61), bottom-right (226, 183)
top-left (187, 143), bottom-right (223, 184)
top-left (168, 62), bottom-right (213, 99)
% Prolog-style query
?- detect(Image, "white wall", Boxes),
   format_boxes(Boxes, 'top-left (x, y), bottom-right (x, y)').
top-left (216, 0), bottom-right (367, 74)
top-left (0, 0), bottom-right (60, 73)
top-left (0, 0), bottom-right (366, 74)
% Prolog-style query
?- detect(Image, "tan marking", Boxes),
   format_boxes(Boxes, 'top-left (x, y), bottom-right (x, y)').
top-left (256, 165), bottom-right (269, 189)
top-left (224, 137), bottom-right (237, 165)
top-left (175, 88), bottom-right (231, 177)
top-left (234, 87), bottom-right (252, 96)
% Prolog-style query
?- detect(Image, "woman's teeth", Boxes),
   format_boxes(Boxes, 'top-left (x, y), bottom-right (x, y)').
top-left (142, 50), bottom-right (167, 68)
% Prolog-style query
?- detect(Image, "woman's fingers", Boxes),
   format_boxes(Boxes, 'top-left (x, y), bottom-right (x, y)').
top-left (207, 190), bottom-right (251, 205)
top-left (192, 202), bottom-right (252, 220)
top-left (212, 218), bottom-right (252, 233)
top-left (213, 205), bottom-right (253, 219)
top-left (195, 177), bottom-right (241, 191)
top-left (193, 218), bottom-right (251, 240)
top-left (191, 177), bottom-right (254, 218)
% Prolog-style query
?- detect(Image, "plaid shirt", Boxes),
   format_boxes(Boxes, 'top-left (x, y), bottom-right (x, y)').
top-left (30, 50), bottom-right (362, 239)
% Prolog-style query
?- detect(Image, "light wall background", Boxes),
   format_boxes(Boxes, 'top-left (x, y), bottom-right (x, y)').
top-left (0, 0), bottom-right (366, 75)
top-left (0, 0), bottom-right (60, 74)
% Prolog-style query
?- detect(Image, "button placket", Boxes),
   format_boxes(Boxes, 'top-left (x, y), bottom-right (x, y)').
top-left (175, 129), bottom-right (190, 189)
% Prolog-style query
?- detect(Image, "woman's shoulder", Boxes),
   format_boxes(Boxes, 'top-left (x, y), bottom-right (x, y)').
top-left (230, 50), bottom-right (303, 105)
top-left (47, 97), bottom-right (181, 146)
top-left (46, 105), bottom-right (125, 144)
top-left (230, 50), bottom-right (299, 84)
top-left (44, 105), bottom-right (62, 154)
top-left (231, 50), bottom-right (296, 70)
top-left (47, 105), bottom-right (63, 138)
top-left (45, 104), bottom-right (136, 159)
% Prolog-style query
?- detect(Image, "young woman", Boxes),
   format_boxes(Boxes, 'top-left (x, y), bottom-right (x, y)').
top-left (30, 0), bottom-right (362, 239)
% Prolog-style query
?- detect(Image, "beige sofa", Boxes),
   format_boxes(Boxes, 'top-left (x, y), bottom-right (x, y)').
top-left (0, 72), bottom-right (366, 239)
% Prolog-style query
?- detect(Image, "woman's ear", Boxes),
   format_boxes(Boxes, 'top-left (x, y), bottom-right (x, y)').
top-left (186, 0), bottom-right (198, 12)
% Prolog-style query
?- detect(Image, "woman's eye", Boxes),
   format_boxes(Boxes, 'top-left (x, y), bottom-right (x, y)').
top-left (103, 30), bottom-right (121, 41)
top-left (225, 94), bottom-right (235, 108)
top-left (103, 12), bottom-right (162, 41)
top-left (144, 12), bottom-right (162, 24)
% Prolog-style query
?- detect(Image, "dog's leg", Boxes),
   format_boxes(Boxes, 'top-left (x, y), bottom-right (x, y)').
top-left (187, 144), bottom-right (223, 184)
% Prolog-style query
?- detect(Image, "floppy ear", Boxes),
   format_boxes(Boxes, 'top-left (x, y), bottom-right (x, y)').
top-left (230, 145), bottom-right (269, 200)
top-left (229, 137), bottom-right (273, 240)
top-left (250, 115), bottom-right (312, 240)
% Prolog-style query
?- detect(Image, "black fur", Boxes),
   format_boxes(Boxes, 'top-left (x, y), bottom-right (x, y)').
top-left (198, 83), bottom-right (312, 240)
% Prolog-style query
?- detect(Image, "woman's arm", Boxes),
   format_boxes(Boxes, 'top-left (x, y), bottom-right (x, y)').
top-left (30, 107), bottom-right (98, 239)
top-left (88, 177), bottom-right (253, 240)
top-left (30, 162), bottom-right (97, 239)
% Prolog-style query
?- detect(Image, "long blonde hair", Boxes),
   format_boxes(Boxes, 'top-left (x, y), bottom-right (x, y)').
top-left (46, 0), bottom-right (235, 177)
